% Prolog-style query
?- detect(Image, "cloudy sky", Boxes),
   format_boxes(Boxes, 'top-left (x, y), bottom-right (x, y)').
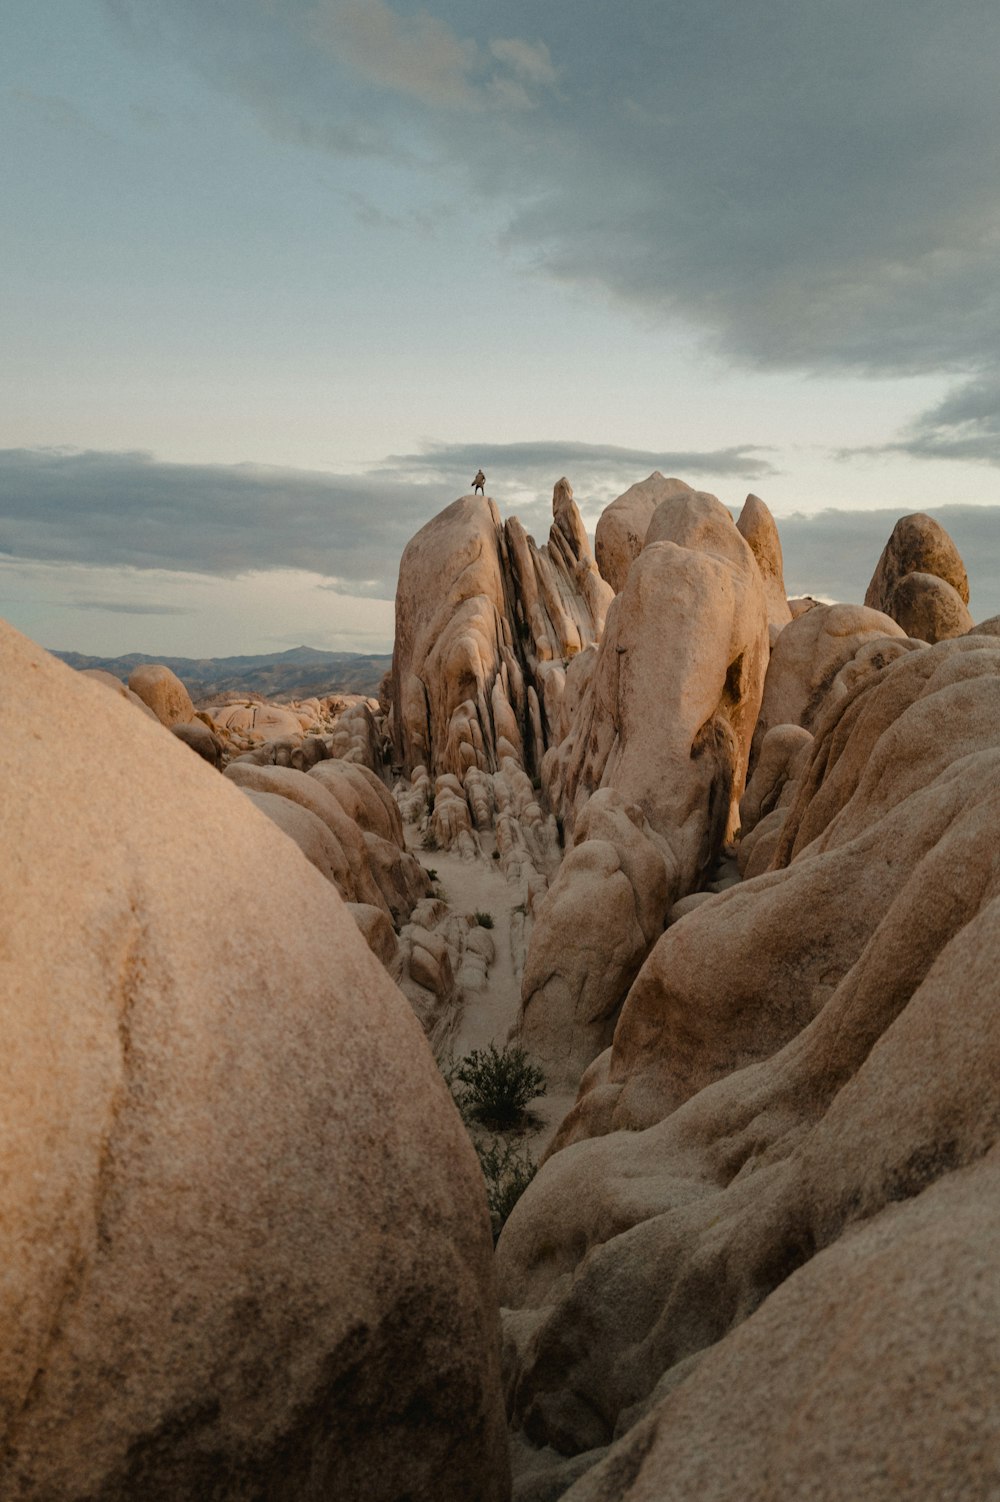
top-left (4, 0), bottom-right (1000, 655)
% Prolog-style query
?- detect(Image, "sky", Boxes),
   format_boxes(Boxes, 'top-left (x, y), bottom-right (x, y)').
top-left (4, 0), bottom-right (1000, 656)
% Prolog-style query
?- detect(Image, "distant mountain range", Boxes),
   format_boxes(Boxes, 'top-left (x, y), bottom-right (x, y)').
top-left (53, 645), bottom-right (393, 702)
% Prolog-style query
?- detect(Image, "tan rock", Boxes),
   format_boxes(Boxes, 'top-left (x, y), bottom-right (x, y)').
top-left (750, 602), bottom-right (906, 770)
top-left (209, 701), bottom-right (304, 740)
top-left (593, 473), bottom-right (694, 593)
top-left (310, 759), bottom-right (403, 845)
top-left (347, 902), bottom-right (399, 967)
top-left (0, 620), bottom-right (508, 1502)
top-left (735, 492), bottom-right (792, 634)
top-left (865, 510), bottom-right (970, 616)
top-left (127, 662), bottom-right (196, 726)
top-left (391, 485), bottom-right (607, 784)
top-left (887, 569), bottom-right (974, 642)
top-left (498, 635), bottom-right (1000, 1500)
top-left (171, 718), bottom-right (224, 767)
top-left (80, 668), bottom-right (160, 721)
top-left (520, 491), bottom-right (769, 1086)
top-left (518, 791), bottom-right (669, 1087)
top-left (223, 762), bottom-right (391, 914)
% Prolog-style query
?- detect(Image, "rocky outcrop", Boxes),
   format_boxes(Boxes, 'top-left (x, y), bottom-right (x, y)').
top-left (0, 620), bottom-right (507, 1502)
top-left (392, 483), bottom-right (610, 789)
top-left (885, 569), bottom-right (974, 642)
top-left (865, 511), bottom-right (970, 632)
top-left (171, 718), bottom-right (225, 766)
top-left (127, 662), bottom-right (196, 726)
top-left (519, 490), bottom-right (770, 1086)
top-left (749, 602), bottom-right (907, 769)
top-left (80, 667), bottom-right (160, 721)
top-left (593, 473), bottom-right (695, 593)
top-left (225, 760), bottom-right (428, 930)
top-left (498, 634), bottom-right (1000, 1500)
top-left (735, 492), bottom-right (792, 640)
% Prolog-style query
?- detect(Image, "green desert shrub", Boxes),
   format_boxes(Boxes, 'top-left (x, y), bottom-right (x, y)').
top-left (452, 1042), bottom-right (546, 1130)
top-left (474, 910), bottom-right (494, 929)
top-left (476, 1138), bottom-right (537, 1243)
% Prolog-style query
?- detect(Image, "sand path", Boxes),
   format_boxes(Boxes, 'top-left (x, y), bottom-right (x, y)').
top-left (405, 826), bottom-right (575, 1152)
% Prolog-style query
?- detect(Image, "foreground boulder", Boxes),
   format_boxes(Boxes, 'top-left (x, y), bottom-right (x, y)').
top-left (498, 635), bottom-right (1000, 1499)
top-left (0, 621), bottom-right (508, 1502)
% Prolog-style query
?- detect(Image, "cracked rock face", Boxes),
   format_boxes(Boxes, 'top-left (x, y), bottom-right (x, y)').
top-left (520, 489), bottom-right (770, 1087)
top-left (390, 484), bottom-right (610, 787)
top-left (0, 619), bottom-right (507, 1502)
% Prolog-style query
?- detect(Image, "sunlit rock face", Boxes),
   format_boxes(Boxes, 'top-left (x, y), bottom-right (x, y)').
top-left (499, 634), bottom-right (1000, 1502)
top-left (520, 488), bottom-right (770, 1087)
top-left (0, 618), bottom-right (508, 1502)
top-left (390, 482), bottom-right (610, 786)
top-left (593, 471), bottom-right (696, 594)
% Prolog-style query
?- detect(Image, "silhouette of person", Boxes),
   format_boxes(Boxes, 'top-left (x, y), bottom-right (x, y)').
top-left (473, 469), bottom-right (486, 494)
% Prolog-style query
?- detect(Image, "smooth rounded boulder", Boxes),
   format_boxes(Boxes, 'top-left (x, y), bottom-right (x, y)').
top-left (127, 662), bottom-right (196, 726)
top-left (0, 620), bottom-right (508, 1502)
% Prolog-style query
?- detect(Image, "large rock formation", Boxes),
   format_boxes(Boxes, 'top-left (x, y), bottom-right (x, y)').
top-left (749, 601), bottom-right (907, 769)
top-left (519, 489), bottom-right (770, 1085)
top-left (498, 634), bottom-right (1000, 1500)
top-left (391, 482), bottom-right (611, 787)
top-left (735, 492), bottom-right (792, 639)
top-left (0, 620), bottom-right (507, 1502)
top-left (865, 511), bottom-right (972, 643)
top-left (593, 473), bottom-right (695, 593)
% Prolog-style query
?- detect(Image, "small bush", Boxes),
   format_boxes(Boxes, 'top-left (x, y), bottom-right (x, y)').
top-left (421, 830), bottom-right (439, 851)
top-left (425, 867), bottom-right (439, 881)
top-left (491, 849), bottom-right (500, 861)
top-left (453, 1042), bottom-right (546, 1130)
top-left (474, 910), bottom-right (494, 929)
top-left (476, 1138), bottom-right (537, 1243)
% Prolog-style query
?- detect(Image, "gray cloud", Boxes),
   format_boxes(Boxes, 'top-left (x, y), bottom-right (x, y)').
top-left (0, 447), bottom-right (440, 596)
top-left (6, 448), bottom-right (1000, 621)
top-left (107, 0), bottom-right (1000, 380)
top-left (381, 440), bottom-right (776, 487)
top-left (64, 599), bottom-right (196, 615)
top-left (868, 377), bottom-right (1000, 467)
top-left (0, 445), bottom-right (778, 595)
top-left (775, 505), bottom-right (1000, 618)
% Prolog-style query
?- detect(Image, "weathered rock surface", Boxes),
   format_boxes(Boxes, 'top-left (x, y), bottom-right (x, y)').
top-left (750, 601), bottom-right (906, 769)
top-left (80, 667), bottom-right (161, 721)
top-left (391, 483), bottom-right (609, 789)
top-left (593, 473), bottom-right (694, 594)
top-left (886, 569), bottom-right (974, 642)
top-left (521, 489), bottom-right (769, 1086)
top-left (171, 718), bottom-right (225, 767)
top-left (127, 662), bottom-right (196, 726)
top-left (735, 492), bottom-right (792, 638)
top-left (223, 761), bottom-right (399, 916)
top-left (498, 635), bottom-right (1000, 1500)
top-left (0, 621), bottom-right (508, 1502)
top-left (865, 511), bottom-right (970, 621)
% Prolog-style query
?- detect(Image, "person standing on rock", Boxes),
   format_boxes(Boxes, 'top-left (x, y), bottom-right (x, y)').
top-left (473, 469), bottom-right (486, 494)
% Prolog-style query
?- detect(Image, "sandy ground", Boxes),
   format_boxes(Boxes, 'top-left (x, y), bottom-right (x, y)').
top-left (405, 825), bottom-right (575, 1155)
